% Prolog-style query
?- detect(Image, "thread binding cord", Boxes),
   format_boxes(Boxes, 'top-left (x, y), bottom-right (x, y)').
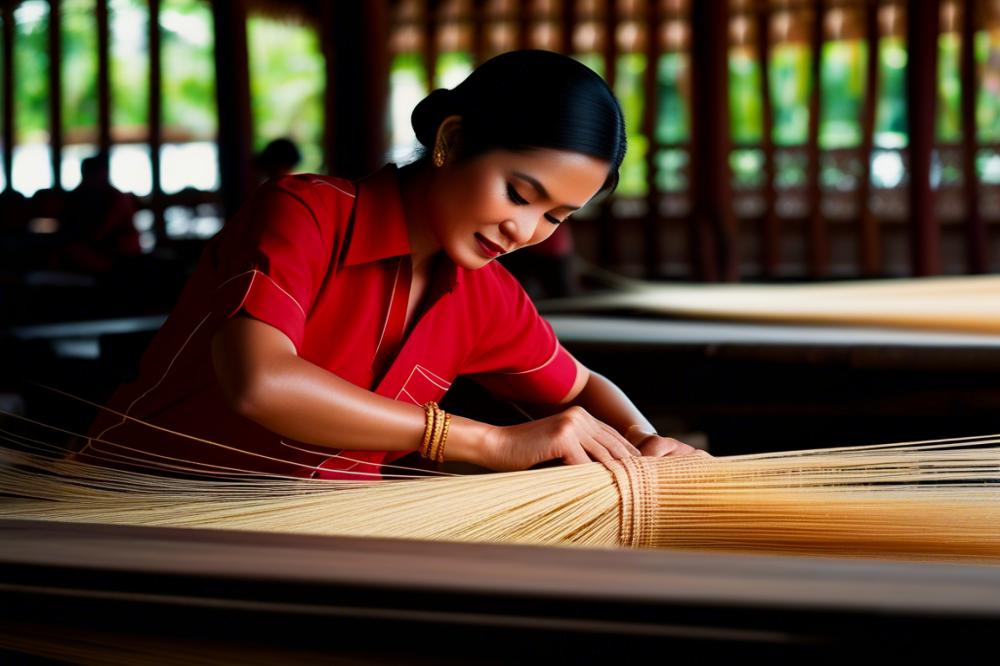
top-left (603, 456), bottom-right (656, 548)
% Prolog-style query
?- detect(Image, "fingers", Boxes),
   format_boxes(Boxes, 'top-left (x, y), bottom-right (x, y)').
top-left (638, 436), bottom-right (704, 458)
top-left (564, 406), bottom-right (640, 460)
top-left (560, 441), bottom-right (591, 466)
top-left (597, 421), bottom-right (642, 456)
top-left (549, 407), bottom-right (714, 467)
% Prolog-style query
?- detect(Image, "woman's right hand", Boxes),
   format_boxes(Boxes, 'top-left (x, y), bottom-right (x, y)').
top-left (478, 406), bottom-right (642, 472)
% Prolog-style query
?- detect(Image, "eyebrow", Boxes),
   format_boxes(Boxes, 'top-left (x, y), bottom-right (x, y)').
top-left (512, 171), bottom-right (581, 211)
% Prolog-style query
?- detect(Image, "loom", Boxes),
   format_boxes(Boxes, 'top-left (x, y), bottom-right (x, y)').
top-left (4, 275), bottom-right (1000, 661)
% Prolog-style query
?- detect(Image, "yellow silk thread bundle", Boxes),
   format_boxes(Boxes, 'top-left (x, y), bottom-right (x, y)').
top-left (2, 425), bottom-right (999, 563)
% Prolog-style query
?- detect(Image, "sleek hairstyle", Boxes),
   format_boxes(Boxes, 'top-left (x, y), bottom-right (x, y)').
top-left (410, 49), bottom-right (627, 195)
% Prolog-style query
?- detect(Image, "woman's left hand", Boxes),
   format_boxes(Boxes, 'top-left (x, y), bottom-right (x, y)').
top-left (625, 425), bottom-right (710, 458)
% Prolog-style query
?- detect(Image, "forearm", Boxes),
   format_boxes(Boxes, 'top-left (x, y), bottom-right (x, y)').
top-left (565, 370), bottom-right (655, 436)
top-left (213, 317), bottom-right (493, 463)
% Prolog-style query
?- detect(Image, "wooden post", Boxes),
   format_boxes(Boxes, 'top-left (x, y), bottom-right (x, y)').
top-left (960, 0), bottom-right (986, 273)
top-left (211, 0), bottom-right (253, 218)
top-left (49, 0), bottom-right (62, 191)
top-left (688, 0), bottom-right (733, 281)
top-left (641, 0), bottom-right (661, 278)
top-left (320, 0), bottom-right (336, 174)
top-left (423, 0), bottom-right (439, 91)
top-left (805, 0), bottom-right (828, 277)
top-left (471, 0), bottom-right (486, 65)
top-left (97, 0), bottom-right (111, 153)
top-left (756, 0), bottom-right (779, 276)
top-left (856, 0), bottom-right (881, 275)
top-left (517, 0), bottom-right (531, 49)
top-left (906, 0), bottom-right (941, 276)
top-left (599, 0), bottom-right (620, 270)
top-left (1, 0), bottom-right (11, 190)
top-left (328, 0), bottom-right (390, 178)
top-left (560, 0), bottom-right (575, 56)
top-left (149, 0), bottom-right (164, 240)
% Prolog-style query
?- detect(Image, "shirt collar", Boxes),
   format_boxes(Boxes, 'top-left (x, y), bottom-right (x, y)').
top-left (345, 162), bottom-right (464, 293)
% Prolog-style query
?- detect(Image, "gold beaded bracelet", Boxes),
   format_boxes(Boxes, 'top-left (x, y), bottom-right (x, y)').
top-left (437, 412), bottom-right (451, 463)
top-left (419, 401), bottom-right (438, 459)
top-left (419, 401), bottom-right (451, 463)
top-left (428, 403), bottom-right (446, 461)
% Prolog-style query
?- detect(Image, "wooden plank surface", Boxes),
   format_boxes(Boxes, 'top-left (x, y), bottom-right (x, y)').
top-left (3, 518), bottom-right (1000, 615)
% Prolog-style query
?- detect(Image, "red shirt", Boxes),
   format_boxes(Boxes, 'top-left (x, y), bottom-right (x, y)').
top-left (82, 163), bottom-right (579, 480)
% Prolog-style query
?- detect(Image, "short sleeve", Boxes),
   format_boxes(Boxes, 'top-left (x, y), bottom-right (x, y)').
top-left (461, 266), bottom-right (579, 404)
top-left (209, 176), bottom-right (342, 351)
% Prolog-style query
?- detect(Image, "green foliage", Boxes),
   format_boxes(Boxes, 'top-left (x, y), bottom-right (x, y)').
top-left (656, 52), bottom-right (689, 144)
top-left (770, 43), bottom-right (812, 146)
top-left (14, 1), bottom-right (50, 141)
top-left (820, 40), bottom-right (866, 149)
top-left (976, 31), bottom-right (1000, 143)
top-left (161, 0), bottom-right (216, 139)
top-left (109, 0), bottom-right (149, 133)
top-left (573, 53), bottom-right (604, 78)
top-left (656, 148), bottom-right (688, 192)
top-left (247, 16), bottom-right (324, 172)
top-left (730, 48), bottom-right (762, 144)
top-left (937, 33), bottom-right (961, 142)
top-left (62, 0), bottom-right (98, 136)
top-left (875, 37), bottom-right (907, 148)
top-left (615, 53), bottom-right (647, 197)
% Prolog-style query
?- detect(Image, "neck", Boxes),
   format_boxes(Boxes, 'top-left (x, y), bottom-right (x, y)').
top-left (397, 160), bottom-right (441, 274)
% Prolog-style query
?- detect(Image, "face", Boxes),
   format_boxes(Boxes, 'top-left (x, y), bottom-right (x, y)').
top-left (426, 146), bottom-right (611, 269)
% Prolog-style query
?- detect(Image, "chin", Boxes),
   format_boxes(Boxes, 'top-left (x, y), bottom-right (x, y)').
top-left (445, 242), bottom-right (494, 270)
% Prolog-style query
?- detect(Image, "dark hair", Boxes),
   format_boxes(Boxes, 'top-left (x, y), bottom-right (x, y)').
top-left (81, 152), bottom-right (110, 178)
top-left (258, 138), bottom-right (302, 170)
top-left (410, 50), bottom-right (627, 195)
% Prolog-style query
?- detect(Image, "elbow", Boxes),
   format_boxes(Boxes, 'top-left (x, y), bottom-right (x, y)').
top-left (211, 316), bottom-right (299, 423)
top-left (217, 365), bottom-right (272, 421)
top-left (212, 339), bottom-right (275, 422)
top-left (227, 377), bottom-right (269, 421)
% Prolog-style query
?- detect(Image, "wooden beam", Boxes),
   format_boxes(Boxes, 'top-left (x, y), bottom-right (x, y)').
top-left (328, 0), bottom-right (390, 178)
top-left (97, 0), bottom-right (110, 153)
top-left (906, 0), bottom-right (941, 276)
top-left (756, 0), bottom-right (779, 276)
top-left (599, 0), bottom-right (620, 270)
top-left (49, 0), bottom-right (62, 191)
top-left (211, 0), bottom-right (253, 218)
top-left (2, 1), bottom-right (15, 189)
top-left (149, 0), bottom-right (164, 240)
top-left (641, 0), bottom-right (661, 278)
top-left (856, 0), bottom-right (882, 275)
top-left (960, 0), bottom-right (986, 273)
top-left (518, 0), bottom-right (530, 50)
top-left (805, 0), bottom-right (828, 277)
top-left (560, 0), bottom-right (575, 55)
top-left (320, 0), bottom-right (335, 174)
top-left (423, 0), bottom-right (439, 91)
top-left (471, 0), bottom-right (486, 65)
top-left (688, 0), bottom-right (733, 281)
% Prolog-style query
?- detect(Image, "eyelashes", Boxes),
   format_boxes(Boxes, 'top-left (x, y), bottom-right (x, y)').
top-left (505, 182), bottom-right (529, 205)
top-left (505, 182), bottom-right (565, 225)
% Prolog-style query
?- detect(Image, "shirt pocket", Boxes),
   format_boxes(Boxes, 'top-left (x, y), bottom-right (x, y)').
top-left (395, 364), bottom-right (452, 406)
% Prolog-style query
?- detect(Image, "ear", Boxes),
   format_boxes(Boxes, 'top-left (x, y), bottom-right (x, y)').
top-left (434, 114), bottom-right (464, 157)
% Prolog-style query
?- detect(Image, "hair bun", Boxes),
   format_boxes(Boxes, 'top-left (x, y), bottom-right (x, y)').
top-left (411, 88), bottom-right (455, 148)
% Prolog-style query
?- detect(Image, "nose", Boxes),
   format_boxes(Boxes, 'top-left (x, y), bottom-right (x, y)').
top-left (499, 215), bottom-right (537, 249)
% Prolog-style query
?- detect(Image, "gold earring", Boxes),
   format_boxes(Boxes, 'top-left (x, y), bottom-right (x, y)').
top-left (433, 144), bottom-right (446, 167)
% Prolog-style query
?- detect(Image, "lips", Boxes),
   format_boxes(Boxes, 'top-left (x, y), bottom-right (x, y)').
top-left (475, 233), bottom-right (506, 258)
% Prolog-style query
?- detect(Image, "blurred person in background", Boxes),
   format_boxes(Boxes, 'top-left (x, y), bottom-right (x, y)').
top-left (52, 152), bottom-right (140, 275)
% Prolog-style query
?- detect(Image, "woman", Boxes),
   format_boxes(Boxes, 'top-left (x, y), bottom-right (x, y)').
top-left (80, 50), bottom-right (699, 480)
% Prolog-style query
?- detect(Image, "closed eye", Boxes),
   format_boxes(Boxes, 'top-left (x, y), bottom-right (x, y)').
top-left (506, 182), bottom-right (529, 205)
top-left (508, 183), bottom-right (566, 225)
